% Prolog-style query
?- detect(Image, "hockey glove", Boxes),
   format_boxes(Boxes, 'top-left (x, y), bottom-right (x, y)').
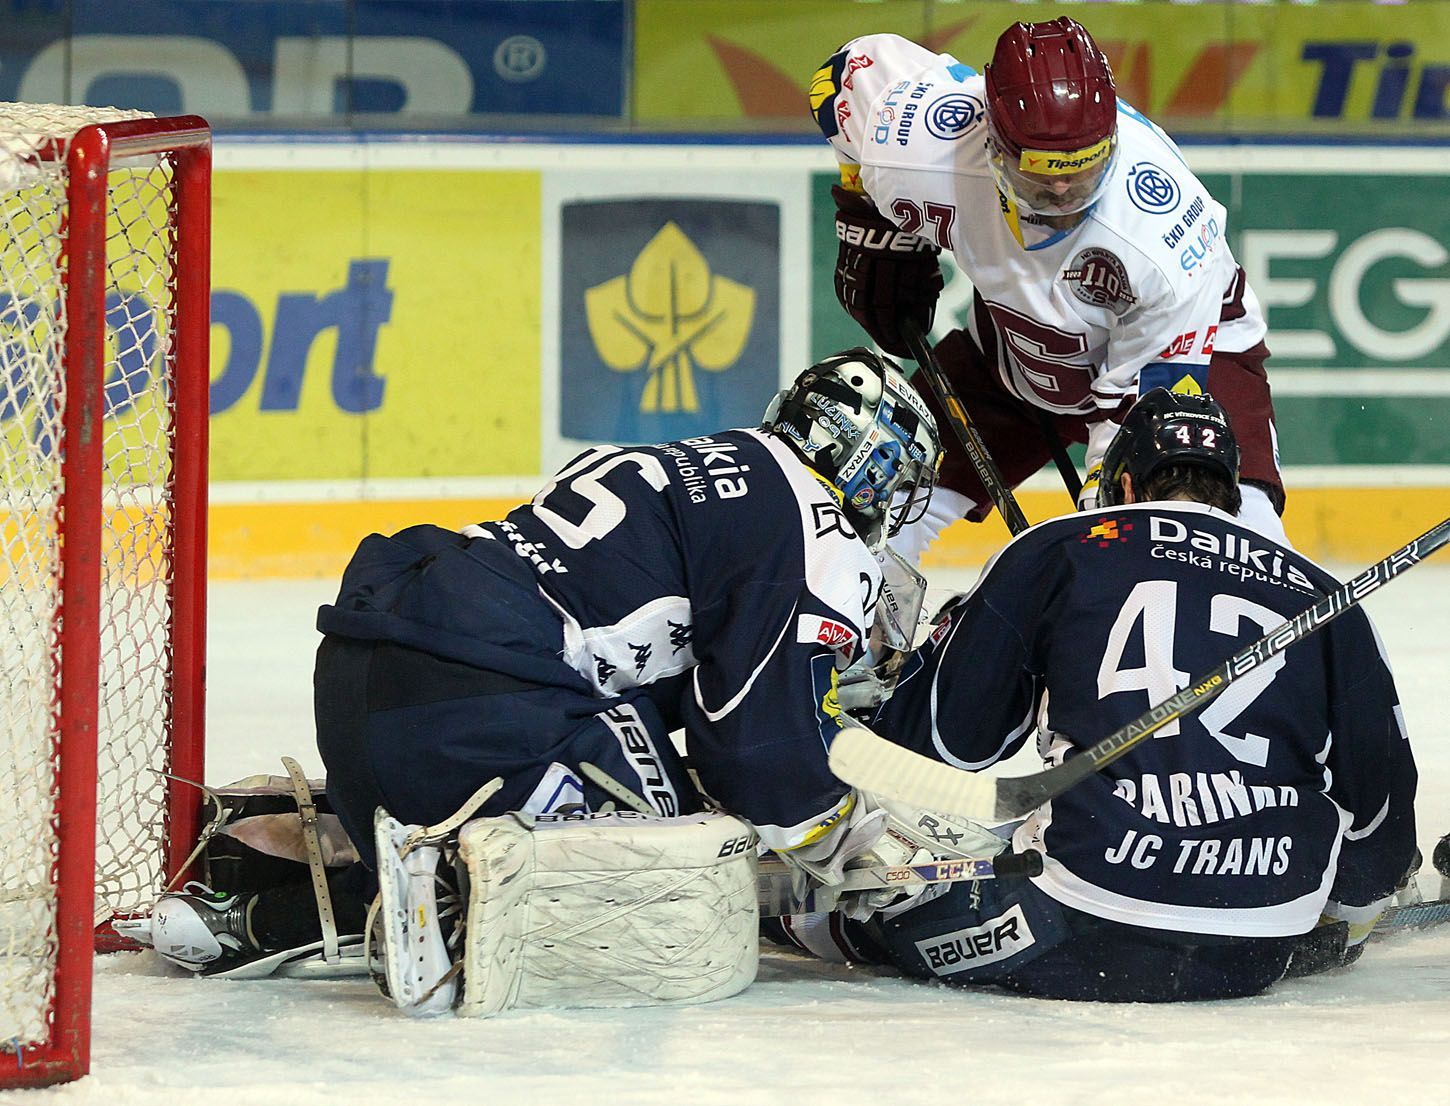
top-left (779, 790), bottom-right (935, 922)
top-left (833, 185), bottom-right (943, 358)
top-left (1078, 465), bottom-right (1103, 511)
top-left (836, 650), bottom-right (906, 717)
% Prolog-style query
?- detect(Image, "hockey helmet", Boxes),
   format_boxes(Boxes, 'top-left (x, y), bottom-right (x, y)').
top-left (1097, 388), bottom-right (1241, 508)
top-left (984, 17), bottom-right (1118, 217)
top-left (765, 349), bottom-right (942, 547)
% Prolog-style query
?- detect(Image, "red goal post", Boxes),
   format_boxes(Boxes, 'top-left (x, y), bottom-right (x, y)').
top-left (0, 107), bottom-right (210, 1087)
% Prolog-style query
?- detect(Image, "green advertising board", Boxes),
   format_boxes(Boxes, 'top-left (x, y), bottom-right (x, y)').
top-left (809, 156), bottom-right (1450, 467)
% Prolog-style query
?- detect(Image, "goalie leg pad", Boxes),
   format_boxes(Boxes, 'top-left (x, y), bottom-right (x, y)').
top-left (457, 810), bottom-right (759, 1017)
top-left (372, 810), bottom-right (464, 1017)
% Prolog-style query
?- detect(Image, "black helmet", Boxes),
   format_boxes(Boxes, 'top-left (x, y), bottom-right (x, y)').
top-left (1097, 388), bottom-right (1240, 508)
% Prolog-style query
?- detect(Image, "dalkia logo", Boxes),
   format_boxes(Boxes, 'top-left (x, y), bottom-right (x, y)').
top-left (1082, 517), bottom-right (1133, 546)
top-left (584, 222), bottom-right (754, 415)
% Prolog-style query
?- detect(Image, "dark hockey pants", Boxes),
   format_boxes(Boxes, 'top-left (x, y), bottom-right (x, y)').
top-left (920, 300), bottom-right (1284, 518)
top-left (313, 635), bottom-right (699, 869)
top-left (854, 875), bottom-right (1299, 1002)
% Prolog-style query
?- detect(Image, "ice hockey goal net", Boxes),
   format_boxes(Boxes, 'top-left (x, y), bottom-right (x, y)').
top-left (0, 106), bottom-right (210, 1087)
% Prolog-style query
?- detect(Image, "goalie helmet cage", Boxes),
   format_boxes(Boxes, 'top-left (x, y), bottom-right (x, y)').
top-left (0, 107), bottom-right (210, 1088)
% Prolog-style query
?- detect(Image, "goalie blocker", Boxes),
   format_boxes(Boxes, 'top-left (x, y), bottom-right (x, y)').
top-left (373, 807), bottom-right (760, 1018)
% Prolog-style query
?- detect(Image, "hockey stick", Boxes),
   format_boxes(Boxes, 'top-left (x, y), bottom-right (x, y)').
top-left (830, 516), bottom-right (1450, 819)
top-left (1374, 897), bottom-right (1450, 934)
top-left (1035, 408), bottom-right (1083, 504)
top-left (757, 850), bottom-right (1043, 916)
top-left (900, 319), bottom-right (1031, 535)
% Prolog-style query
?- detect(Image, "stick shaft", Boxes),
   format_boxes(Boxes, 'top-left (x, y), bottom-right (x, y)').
top-left (757, 850), bottom-right (1042, 916)
top-left (901, 320), bottom-right (1030, 535)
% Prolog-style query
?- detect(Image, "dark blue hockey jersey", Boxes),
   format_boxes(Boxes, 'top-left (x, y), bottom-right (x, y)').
top-left (877, 502), bottom-right (1417, 937)
top-left (320, 429), bottom-right (882, 851)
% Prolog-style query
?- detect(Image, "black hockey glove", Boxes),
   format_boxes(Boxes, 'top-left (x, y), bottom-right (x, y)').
top-left (833, 184), bottom-right (943, 358)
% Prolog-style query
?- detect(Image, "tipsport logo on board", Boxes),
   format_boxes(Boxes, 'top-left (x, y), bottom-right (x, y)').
top-left (559, 199), bottom-right (779, 444)
top-left (0, 290), bottom-right (161, 458)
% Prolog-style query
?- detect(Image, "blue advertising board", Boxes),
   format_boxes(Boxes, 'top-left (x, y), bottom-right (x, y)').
top-left (0, 0), bottom-right (625, 121)
top-left (558, 197), bottom-right (781, 444)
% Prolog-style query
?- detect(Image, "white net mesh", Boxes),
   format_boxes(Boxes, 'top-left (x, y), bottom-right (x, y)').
top-left (0, 102), bottom-right (182, 1052)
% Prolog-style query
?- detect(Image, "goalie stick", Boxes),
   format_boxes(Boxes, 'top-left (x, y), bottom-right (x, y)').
top-left (900, 319), bottom-right (1030, 535)
top-left (830, 515), bottom-right (1450, 820)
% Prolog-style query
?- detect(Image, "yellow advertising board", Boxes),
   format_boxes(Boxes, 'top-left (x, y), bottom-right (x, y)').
top-left (635, 0), bottom-right (1450, 134)
top-left (209, 167), bottom-right (542, 482)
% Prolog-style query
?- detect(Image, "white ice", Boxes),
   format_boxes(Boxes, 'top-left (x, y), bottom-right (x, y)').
top-left (8, 562), bottom-right (1449, 1105)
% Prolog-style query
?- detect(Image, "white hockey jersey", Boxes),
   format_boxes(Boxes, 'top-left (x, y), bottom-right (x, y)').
top-left (815, 34), bottom-right (1268, 469)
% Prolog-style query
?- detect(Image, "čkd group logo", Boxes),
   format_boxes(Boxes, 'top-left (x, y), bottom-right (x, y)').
top-left (560, 199), bottom-right (779, 444)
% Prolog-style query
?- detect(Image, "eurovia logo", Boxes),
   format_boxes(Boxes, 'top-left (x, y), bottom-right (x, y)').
top-left (560, 199), bottom-right (779, 443)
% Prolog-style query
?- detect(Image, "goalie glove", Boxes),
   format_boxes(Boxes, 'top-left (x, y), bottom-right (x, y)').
top-left (835, 649), bottom-right (904, 716)
top-left (777, 790), bottom-right (937, 922)
top-left (833, 185), bottom-right (943, 358)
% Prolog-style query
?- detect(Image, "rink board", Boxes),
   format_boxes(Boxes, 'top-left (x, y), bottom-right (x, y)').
top-left (190, 137), bottom-right (1450, 578)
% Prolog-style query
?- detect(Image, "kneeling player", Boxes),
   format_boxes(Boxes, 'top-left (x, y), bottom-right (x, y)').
top-left (771, 390), bottom-right (1419, 1001)
top-left (126, 350), bottom-right (956, 1012)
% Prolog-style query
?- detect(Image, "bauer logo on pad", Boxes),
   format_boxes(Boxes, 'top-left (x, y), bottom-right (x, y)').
top-left (915, 904), bottom-right (1037, 975)
top-left (558, 198), bottom-right (779, 444)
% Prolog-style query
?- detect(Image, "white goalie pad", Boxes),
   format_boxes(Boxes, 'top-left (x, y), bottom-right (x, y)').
top-left (456, 809), bottom-right (759, 1018)
top-left (373, 810), bottom-right (463, 1018)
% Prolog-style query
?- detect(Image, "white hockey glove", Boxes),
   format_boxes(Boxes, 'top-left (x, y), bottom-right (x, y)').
top-left (777, 790), bottom-right (935, 922)
top-left (835, 652), bottom-right (899, 716)
top-left (1080, 417), bottom-right (1122, 510)
top-left (837, 544), bottom-right (929, 716)
top-left (1077, 465), bottom-right (1103, 511)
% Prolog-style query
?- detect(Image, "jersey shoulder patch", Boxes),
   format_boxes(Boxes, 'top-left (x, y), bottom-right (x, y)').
top-left (863, 73), bottom-right (988, 162)
top-left (755, 431), bottom-right (879, 632)
top-left (1093, 122), bottom-right (1229, 292)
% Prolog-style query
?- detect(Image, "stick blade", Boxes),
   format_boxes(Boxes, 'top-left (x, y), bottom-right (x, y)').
top-left (828, 722), bottom-right (998, 818)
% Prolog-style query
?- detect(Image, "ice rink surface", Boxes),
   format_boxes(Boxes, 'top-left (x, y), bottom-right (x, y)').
top-left (8, 560), bottom-right (1448, 1104)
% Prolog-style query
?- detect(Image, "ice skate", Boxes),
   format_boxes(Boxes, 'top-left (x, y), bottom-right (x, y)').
top-left (124, 883), bottom-right (266, 975)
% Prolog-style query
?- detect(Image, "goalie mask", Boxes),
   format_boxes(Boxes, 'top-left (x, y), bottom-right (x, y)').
top-left (1097, 388), bottom-right (1240, 508)
top-left (764, 349), bottom-right (942, 548)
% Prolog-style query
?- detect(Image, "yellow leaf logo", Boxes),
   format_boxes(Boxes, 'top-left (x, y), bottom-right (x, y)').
top-left (1170, 373), bottom-right (1205, 395)
top-left (584, 222), bottom-right (754, 414)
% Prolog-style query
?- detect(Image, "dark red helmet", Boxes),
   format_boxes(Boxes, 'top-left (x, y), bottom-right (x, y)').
top-left (985, 17), bottom-right (1117, 160)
